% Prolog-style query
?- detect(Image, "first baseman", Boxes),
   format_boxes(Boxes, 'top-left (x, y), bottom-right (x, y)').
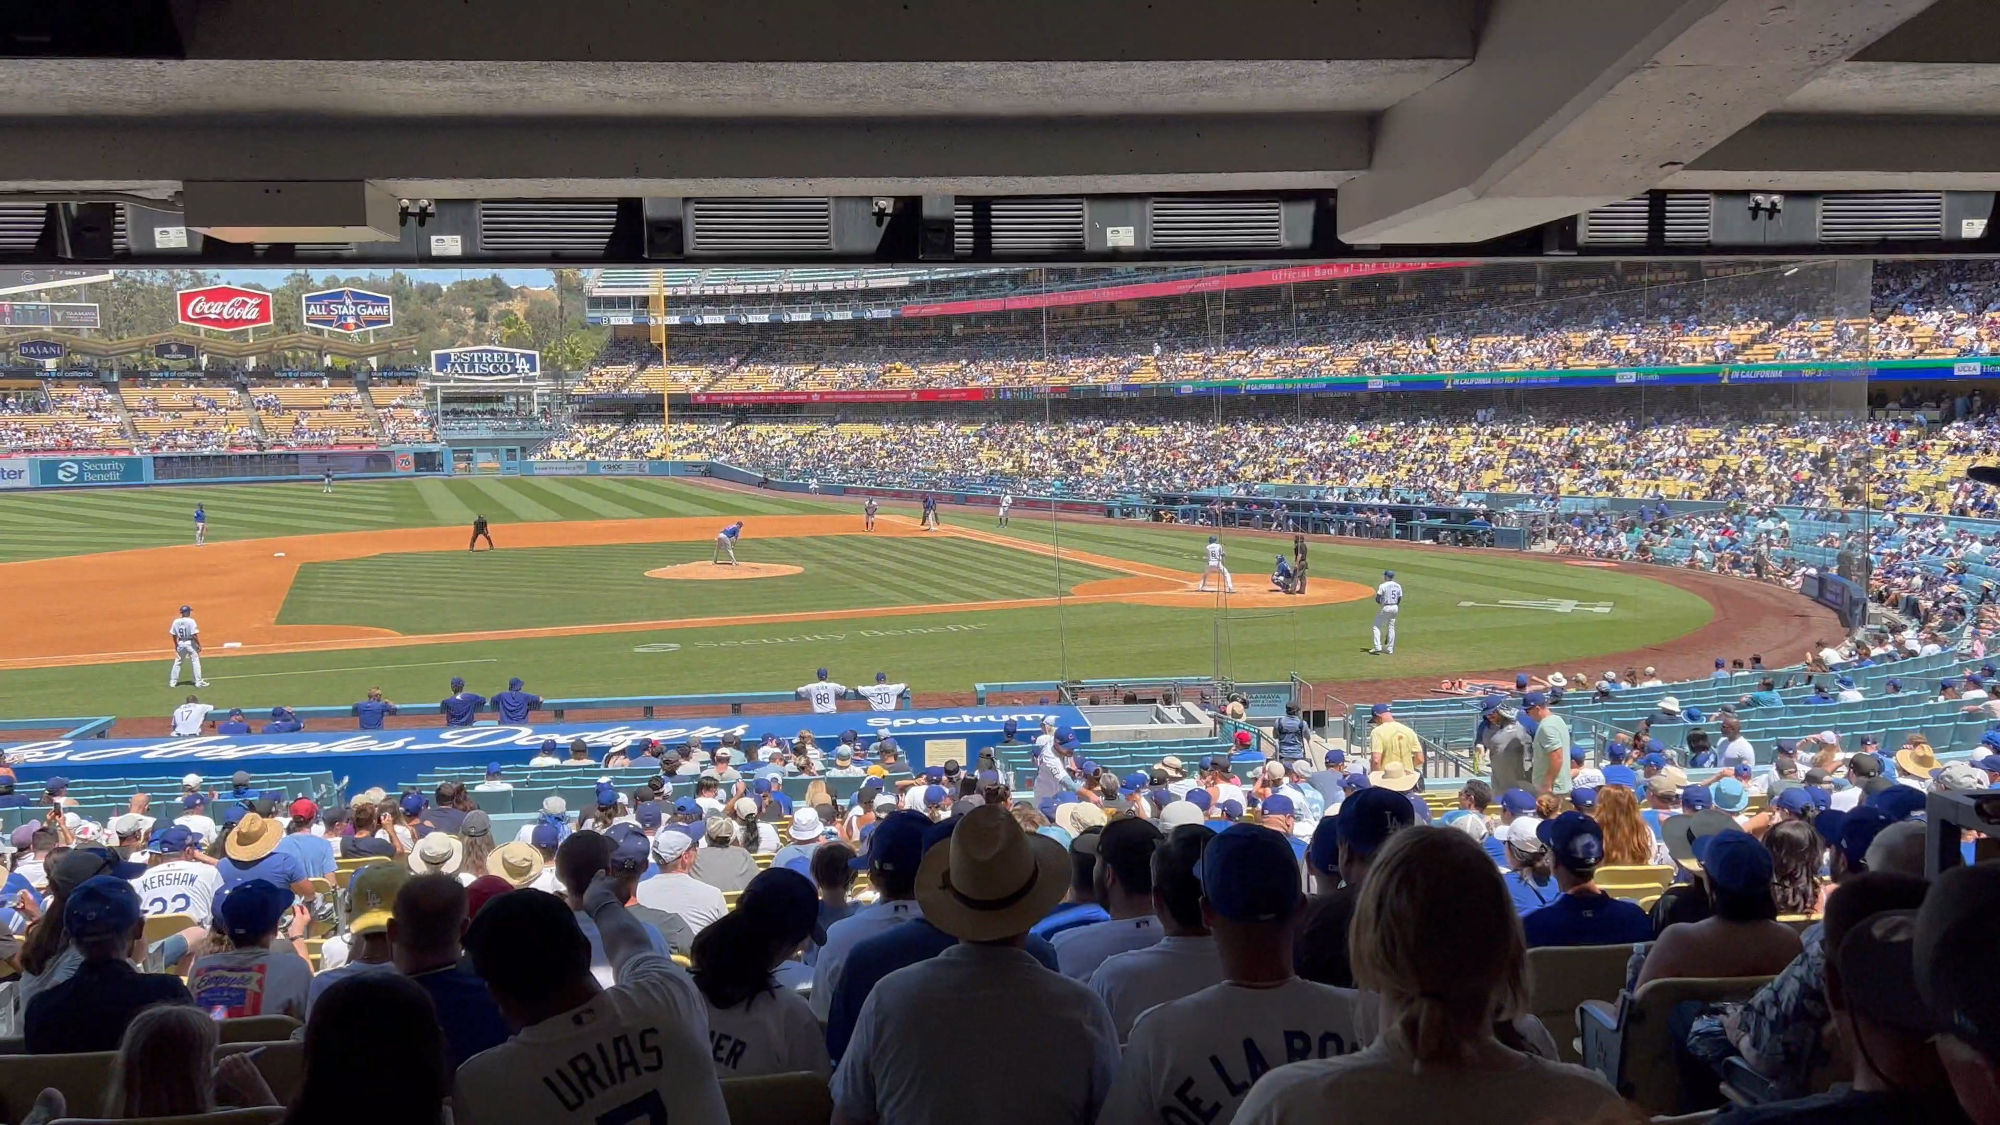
top-left (1197, 536), bottom-right (1236, 593)
top-left (169, 604), bottom-right (208, 687)
top-left (714, 520), bottom-right (744, 564)
top-left (1372, 569), bottom-right (1403, 654)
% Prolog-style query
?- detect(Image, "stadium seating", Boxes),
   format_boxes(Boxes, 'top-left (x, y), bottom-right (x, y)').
top-left (368, 378), bottom-right (435, 443)
top-left (1581, 975), bottom-right (1776, 1113)
top-left (246, 382), bottom-right (378, 446)
top-left (119, 379), bottom-right (259, 452)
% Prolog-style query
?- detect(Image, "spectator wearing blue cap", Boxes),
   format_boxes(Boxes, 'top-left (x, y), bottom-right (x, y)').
top-left (188, 878), bottom-right (311, 1019)
top-left (1521, 813), bottom-right (1653, 949)
top-left (1367, 703), bottom-right (1424, 778)
top-left (1033, 717), bottom-right (1090, 804)
top-left (549, 832), bottom-right (682, 983)
top-left (438, 676), bottom-right (485, 727)
top-left (215, 707), bottom-right (251, 735)
top-left (526, 738), bottom-right (562, 767)
top-left (1238, 825), bottom-right (1626, 1125)
top-left (1481, 695), bottom-right (1533, 796)
top-left (22, 875), bottom-right (189, 1054)
top-left (489, 676), bottom-right (542, 724)
top-left (1100, 823), bottom-right (1366, 1125)
top-left (172, 791), bottom-right (218, 847)
top-left (1086, 825), bottom-right (1221, 1043)
top-left (1054, 818), bottom-right (1166, 980)
top-left (810, 811), bottom-right (930, 1021)
top-left (260, 705), bottom-right (303, 735)
top-left (1257, 794), bottom-right (1310, 865)
top-left (472, 760), bottom-right (511, 794)
top-left (1522, 692), bottom-right (1572, 797)
top-left (1711, 657), bottom-right (1730, 681)
top-left (1834, 675), bottom-right (1864, 704)
top-left (1636, 829), bottom-right (1798, 985)
top-left (1296, 787), bottom-right (1416, 988)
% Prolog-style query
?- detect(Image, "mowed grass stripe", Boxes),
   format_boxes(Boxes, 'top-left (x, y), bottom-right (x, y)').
top-left (462, 478), bottom-right (564, 522)
top-left (413, 479), bottom-right (480, 526)
top-left (514, 478), bottom-right (647, 520)
top-left (276, 536), bottom-right (1124, 632)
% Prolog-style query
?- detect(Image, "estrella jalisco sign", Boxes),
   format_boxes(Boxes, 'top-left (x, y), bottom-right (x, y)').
top-left (431, 346), bottom-right (540, 379)
top-left (302, 287), bottom-right (394, 334)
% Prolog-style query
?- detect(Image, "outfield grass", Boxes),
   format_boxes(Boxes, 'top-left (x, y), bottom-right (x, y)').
top-left (277, 536), bottom-right (1124, 631)
top-left (0, 479), bottom-right (1717, 717)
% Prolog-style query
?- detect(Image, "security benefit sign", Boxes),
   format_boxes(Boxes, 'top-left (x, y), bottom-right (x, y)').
top-left (302, 287), bottom-right (394, 333)
top-left (431, 346), bottom-right (540, 381)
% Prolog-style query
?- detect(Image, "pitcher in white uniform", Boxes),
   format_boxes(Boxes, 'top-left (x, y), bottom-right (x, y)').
top-left (168, 604), bottom-right (208, 687)
top-left (1197, 536), bottom-right (1236, 593)
top-left (1371, 570), bottom-right (1403, 655)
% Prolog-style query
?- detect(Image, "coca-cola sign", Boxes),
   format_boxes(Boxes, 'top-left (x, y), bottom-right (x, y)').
top-left (176, 285), bottom-right (273, 332)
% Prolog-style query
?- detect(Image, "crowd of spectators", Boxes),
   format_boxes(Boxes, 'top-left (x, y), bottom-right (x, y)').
top-left (0, 701), bottom-right (1994, 1123)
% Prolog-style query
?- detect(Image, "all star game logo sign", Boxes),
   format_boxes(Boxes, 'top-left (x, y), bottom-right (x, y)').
top-left (302, 287), bottom-right (394, 333)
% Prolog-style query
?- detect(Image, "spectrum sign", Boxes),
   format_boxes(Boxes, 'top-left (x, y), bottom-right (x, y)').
top-left (176, 285), bottom-right (273, 332)
top-left (302, 287), bottom-right (393, 333)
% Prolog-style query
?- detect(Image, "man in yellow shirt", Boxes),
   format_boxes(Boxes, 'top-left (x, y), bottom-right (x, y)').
top-left (1367, 703), bottom-right (1425, 774)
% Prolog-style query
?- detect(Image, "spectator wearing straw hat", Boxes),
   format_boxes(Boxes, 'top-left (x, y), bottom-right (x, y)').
top-left (830, 804), bottom-right (1118, 1125)
top-left (308, 862), bottom-right (408, 1014)
top-left (216, 812), bottom-right (315, 898)
top-left (486, 839), bottom-right (544, 889)
top-left (1099, 823), bottom-right (1367, 1125)
top-left (407, 832), bottom-right (465, 880)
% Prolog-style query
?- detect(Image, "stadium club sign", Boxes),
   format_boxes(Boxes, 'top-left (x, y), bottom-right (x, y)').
top-left (3, 706), bottom-right (1094, 790)
top-left (302, 287), bottom-right (394, 334)
top-left (176, 285), bottom-right (274, 332)
top-left (153, 341), bottom-right (199, 361)
top-left (431, 346), bottom-right (540, 381)
top-left (14, 338), bottom-right (64, 361)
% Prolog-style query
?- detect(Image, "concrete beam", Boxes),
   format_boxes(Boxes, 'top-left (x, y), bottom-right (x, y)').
top-left (1668, 115), bottom-right (2000, 189)
top-left (178, 0), bottom-right (1475, 63)
top-left (0, 115), bottom-right (1371, 200)
top-left (1335, 0), bottom-right (1940, 244)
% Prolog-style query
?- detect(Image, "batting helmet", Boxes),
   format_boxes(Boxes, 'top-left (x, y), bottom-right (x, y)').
top-left (1383, 570), bottom-right (1395, 579)
top-left (1208, 536), bottom-right (1219, 544)
top-left (179, 604), bottom-right (192, 615)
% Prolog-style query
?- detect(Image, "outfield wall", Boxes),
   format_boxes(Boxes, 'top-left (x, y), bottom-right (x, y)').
top-left (0, 447), bottom-right (449, 490)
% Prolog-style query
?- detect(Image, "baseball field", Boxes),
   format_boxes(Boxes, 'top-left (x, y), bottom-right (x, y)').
top-left (0, 476), bottom-right (1834, 725)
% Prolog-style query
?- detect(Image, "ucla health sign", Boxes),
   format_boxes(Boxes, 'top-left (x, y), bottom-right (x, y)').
top-left (302, 287), bottom-right (394, 333)
top-left (4, 705), bottom-right (1090, 792)
top-left (432, 346), bottom-right (540, 380)
top-left (35, 455), bottom-right (148, 487)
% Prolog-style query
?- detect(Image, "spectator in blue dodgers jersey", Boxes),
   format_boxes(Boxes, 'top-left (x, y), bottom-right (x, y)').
top-left (1087, 823), bottom-right (1221, 1042)
top-left (438, 677), bottom-right (485, 727)
top-left (1098, 822), bottom-right (1368, 1125)
top-left (1295, 786), bottom-right (1413, 988)
top-left (1520, 812), bottom-right (1654, 948)
top-left (689, 868), bottom-right (832, 1079)
top-left (810, 810), bottom-right (929, 1021)
top-left (830, 803), bottom-right (1118, 1125)
top-left (1233, 826), bottom-right (1625, 1125)
top-left (23, 874), bottom-right (189, 1055)
top-left (456, 876), bottom-right (728, 1125)
top-left (489, 676), bottom-right (542, 723)
top-left (351, 686), bottom-right (398, 730)
top-left (1053, 815), bottom-right (1165, 979)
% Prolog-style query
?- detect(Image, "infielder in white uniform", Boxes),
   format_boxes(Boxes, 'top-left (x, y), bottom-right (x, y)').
top-left (856, 671), bottom-right (908, 711)
top-left (797, 667), bottom-right (849, 713)
top-left (1371, 569), bottom-right (1403, 655)
top-left (997, 493), bottom-right (1013, 527)
top-left (1196, 536), bottom-right (1236, 593)
top-left (168, 604), bottom-right (208, 687)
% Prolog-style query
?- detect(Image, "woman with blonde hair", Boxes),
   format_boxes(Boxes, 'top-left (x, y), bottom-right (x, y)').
top-left (1235, 827), bottom-right (1624, 1124)
top-left (803, 779), bottom-right (836, 821)
top-left (104, 1003), bottom-right (276, 1118)
top-left (1592, 785), bottom-right (1670, 866)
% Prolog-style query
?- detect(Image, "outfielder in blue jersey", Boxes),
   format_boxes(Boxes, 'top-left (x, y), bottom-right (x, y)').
top-left (714, 520), bottom-right (745, 565)
top-left (193, 504), bottom-right (207, 546)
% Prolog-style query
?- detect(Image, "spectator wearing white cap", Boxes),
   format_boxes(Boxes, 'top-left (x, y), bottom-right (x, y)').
top-left (1500, 818), bottom-right (1559, 916)
top-left (830, 804), bottom-right (1118, 1125)
top-left (636, 824), bottom-right (727, 934)
top-left (1101, 823), bottom-right (1368, 1125)
top-left (691, 814), bottom-right (760, 893)
top-left (1053, 817), bottom-right (1166, 979)
top-left (771, 807), bottom-right (830, 871)
top-left (1088, 825), bottom-right (1222, 1042)
top-left (1234, 826), bottom-right (1623, 1125)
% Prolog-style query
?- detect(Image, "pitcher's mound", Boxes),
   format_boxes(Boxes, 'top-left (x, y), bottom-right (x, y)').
top-left (645, 561), bottom-right (803, 581)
